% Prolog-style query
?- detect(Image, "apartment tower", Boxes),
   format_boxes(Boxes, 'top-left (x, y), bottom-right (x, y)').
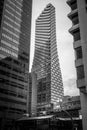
top-left (67, 0), bottom-right (87, 129)
top-left (31, 3), bottom-right (64, 115)
top-left (0, 0), bottom-right (32, 128)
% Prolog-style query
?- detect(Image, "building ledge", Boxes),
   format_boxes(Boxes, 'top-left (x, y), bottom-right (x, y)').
top-left (73, 40), bottom-right (81, 49)
top-left (75, 58), bottom-right (83, 67)
top-left (77, 78), bottom-right (86, 90)
top-left (69, 24), bottom-right (79, 34)
top-left (68, 9), bottom-right (78, 19)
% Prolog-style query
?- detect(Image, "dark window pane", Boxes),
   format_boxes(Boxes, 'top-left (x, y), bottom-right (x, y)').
top-left (77, 65), bottom-right (85, 79)
top-left (75, 47), bottom-right (82, 59)
top-left (38, 81), bottom-right (42, 92)
top-left (37, 95), bottom-right (41, 103)
top-left (42, 82), bottom-right (46, 91)
top-left (72, 14), bottom-right (79, 25)
top-left (42, 94), bottom-right (46, 102)
top-left (73, 29), bottom-right (81, 41)
top-left (71, 1), bottom-right (77, 10)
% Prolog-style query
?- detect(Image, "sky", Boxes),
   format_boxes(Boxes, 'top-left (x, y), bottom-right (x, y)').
top-left (30, 0), bottom-right (80, 96)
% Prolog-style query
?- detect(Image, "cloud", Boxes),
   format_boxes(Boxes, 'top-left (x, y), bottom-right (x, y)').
top-left (63, 78), bottom-right (80, 96)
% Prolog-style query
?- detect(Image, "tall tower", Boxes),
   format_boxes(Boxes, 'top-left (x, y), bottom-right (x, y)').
top-left (67, 0), bottom-right (87, 130)
top-left (0, 0), bottom-right (32, 127)
top-left (31, 3), bottom-right (64, 115)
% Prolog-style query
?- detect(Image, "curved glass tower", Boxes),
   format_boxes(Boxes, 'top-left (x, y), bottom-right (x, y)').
top-left (31, 3), bottom-right (64, 115)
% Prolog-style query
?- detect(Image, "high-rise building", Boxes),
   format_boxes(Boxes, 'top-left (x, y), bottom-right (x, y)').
top-left (67, 0), bottom-right (87, 129)
top-left (31, 3), bottom-right (64, 115)
top-left (0, 0), bottom-right (32, 128)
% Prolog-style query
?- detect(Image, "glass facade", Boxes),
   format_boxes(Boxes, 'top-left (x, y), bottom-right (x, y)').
top-left (32, 3), bottom-right (64, 113)
top-left (0, 0), bottom-right (32, 128)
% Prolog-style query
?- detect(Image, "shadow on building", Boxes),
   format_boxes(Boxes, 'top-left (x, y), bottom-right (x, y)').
top-left (0, 56), bottom-right (29, 129)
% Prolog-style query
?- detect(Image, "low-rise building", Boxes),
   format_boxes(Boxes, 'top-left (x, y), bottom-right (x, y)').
top-left (62, 96), bottom-right (81, 110)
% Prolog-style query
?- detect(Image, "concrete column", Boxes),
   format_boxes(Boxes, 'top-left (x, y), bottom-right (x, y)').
top-left (77, 0), bottom-right (87, 129)
top-left (80, 92), bottom-right (87, 130)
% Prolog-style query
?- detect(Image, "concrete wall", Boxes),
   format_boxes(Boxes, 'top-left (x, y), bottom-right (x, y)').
top-left (77, 0), bottom-right (87, 130)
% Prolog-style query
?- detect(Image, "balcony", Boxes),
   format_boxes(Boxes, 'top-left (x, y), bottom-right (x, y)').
top-left (67, 0), bottom-right (77, 11)
top-left (77, 78), bottom-right (86, 91)
top-left (68, 9), bottom-right (78, 20)
top-left (69, 24), bottom-right (79, 34)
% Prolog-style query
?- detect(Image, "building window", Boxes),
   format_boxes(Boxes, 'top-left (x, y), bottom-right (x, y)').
top-left (72, 13), bottom-right (79, 25)
top-left (77, 65), bottom-right (85, 79)
top-left (42, 82), bottom-right (46, 91)
top-left (85, 0), bottom-right (87, 4)
top-left (75, 47), bottom-right (82, 59)
top-left (38, 81), bottom-right (42, 92)
top-left (73, 29), bottom-right (81, 41)
top-left (80, 86), bottom-right (86, 92)
top-left (37, 95), bottom-right (41, 103)
top-left (71, 1), bottom-right (77, 10)
top-left (42, 94), bottom-right (46, 102)
top-left (37, 108), bottom-right (41, 112)
top-left (38, 85), bottom-right (42, 92)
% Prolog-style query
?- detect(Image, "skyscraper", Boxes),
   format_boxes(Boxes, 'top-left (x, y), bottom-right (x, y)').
top-left (0, 0), bottom-right (32, 128)
top-left (67, 0), bottom-right (87, 129)
top-left (31, 3), bottom-right (64, 115)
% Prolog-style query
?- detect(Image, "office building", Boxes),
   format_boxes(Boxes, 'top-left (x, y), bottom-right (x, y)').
top-left (31, 3), bottom-right (64, 115)
top-left (67, 0), bottom-right (87, 129)
top-left (0, 0), bottom-right (32, 128)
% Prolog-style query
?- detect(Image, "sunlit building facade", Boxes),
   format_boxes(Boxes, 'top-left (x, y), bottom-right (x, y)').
top-left (67, 0), bottom-right (87, 130)
top-left (31, 3), bottom-right (63, 115)
top-left (0, 0), bottom-right (32, 128)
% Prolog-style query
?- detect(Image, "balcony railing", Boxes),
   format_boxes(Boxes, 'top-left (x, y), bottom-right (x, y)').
top-left (68, 9), bottom-right (78, 19)
top-left (69, 24), bottom-right (79, 34)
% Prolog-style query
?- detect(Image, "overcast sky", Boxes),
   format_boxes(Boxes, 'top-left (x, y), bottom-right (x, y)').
top-left (30, 0), bottom-right (80, 96)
